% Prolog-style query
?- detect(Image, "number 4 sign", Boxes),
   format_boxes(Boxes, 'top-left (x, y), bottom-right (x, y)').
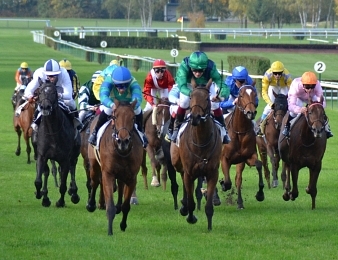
top-left (314, 61), bottom-right (326, 74)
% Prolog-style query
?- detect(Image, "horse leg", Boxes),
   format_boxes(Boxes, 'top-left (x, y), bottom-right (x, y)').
top-left (257, 140), bottom-right (271, 189)
top-left (289, 164), bottom-right (299, 201)
top-left (161, 164), bottom-right (167, 191)
top-left (183, 174), bottom-right (197, 225)
top-left (282, 163), bottom-right (291, 201)
top-left (102, 171), bottom-right (116, 236)
top-left (50, 160), bottom-right (59, 187)
top-left (179, 172), bottom-right (188, 216)
top-left (306, 164), bottom-right (321, 210)
top-left (15, 126), bottom-right (21, 156)
top-left (140, 150), bottom-right (149, 189)
top-left (86, 159), bottom-right (101, 212)
top-left (195, 177), bottom-right (203, 211)
top-left (147, 147), bottom-right (161, 187)
top-left (235, 163), bottom-right (245, 209)
top-left (130, 187), bottom-right (139, 205)
top-left (166, 158), bottom-right (178, 210)
top-left (23, 131), bottom-right (32, 164)
top-left (120, 182), bottom-right (136, 232)
top-left (56, 162), bottom-right (70, 208)
top-left (41, 164), bottom-right (51, 207)
top-left (267, 145), bottom-right (279, 188)
top-left (254, 158), bottom-right (265, 202)
top-left (205, 177), bottom-right (217, 231)
top-left (116, 180), bottom-right (124, 214)
top-left (35, 156), bottom-right (47, 200)
top-left (220, 158), bottom-right (232, 191)
top-left (68, 163), bottom-right (80, 204)
top-left (281, 161), bottom-right (287, 189)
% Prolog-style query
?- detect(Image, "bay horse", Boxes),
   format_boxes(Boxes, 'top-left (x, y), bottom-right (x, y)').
top-left (35, 81), bottom-right (80, 207)
top-left (13, 96), bottom-right (35, 164)
top-left (170, 79), bottom-right (222, 230)
top-left (256, 92), bottom-right (288, 188)
top-left (220, 85), bottom-right (265, 209)
top-left (278, 99), bottom-right (327, 209)
top-left (141, 98), bottom-right (170, 189)
top-left (86, 99), bottom-right (143, 235)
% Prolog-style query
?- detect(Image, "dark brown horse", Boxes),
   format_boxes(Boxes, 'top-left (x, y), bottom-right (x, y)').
top-left (278, 99), bottom-right (327, 209)
top-left (256, 92), bottom-right (288, 188)
top-left (13, 97), bottom-right (35, 164)
top-left (141, 99), bottom-right (170, 189)
top-left (35, 82), bottom-right (80, 207)
top-left (87, 100), bottom-right (143, 235)
top-left (170, 79), bottom-right (222, 230)
top-left (220, 85), bottom-right (265, 209)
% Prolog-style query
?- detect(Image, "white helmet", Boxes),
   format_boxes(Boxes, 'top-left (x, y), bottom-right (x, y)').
top-left (44, 59), bottom-right (61, 75)
top-left (91, 70), bottom-right (102, 82)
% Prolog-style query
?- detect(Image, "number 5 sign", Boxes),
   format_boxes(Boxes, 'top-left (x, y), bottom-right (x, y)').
top-left (314, 61), bottom-right (326, 74)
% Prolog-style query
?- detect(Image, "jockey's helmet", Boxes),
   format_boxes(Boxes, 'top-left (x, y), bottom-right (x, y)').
top-left (44, 59), bottom-right (61, 76)
top-left (59, 59), bottom-right (72, 70)
top-left (20, 62), bottom-right (28, 69)
top-left (188, 51), bottom-right (208, 70)
top-left (110, 60), bottom-right (119, 66)
top-left (301, 71), bottom-right (317, 85)
top-left (91, 70), bottom-right (102, 83)
top-left (232, 66), bottom-right (248, 80)
top-left (153, 59), bottom-right (166, 68)
top-left (271, 61), bottom-right (284, 72)
top-left (112, 66), bottom-right (132, 85)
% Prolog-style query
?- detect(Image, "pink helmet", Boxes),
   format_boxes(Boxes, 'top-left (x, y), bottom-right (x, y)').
top-left (153, 59), bottom-right (166, 68)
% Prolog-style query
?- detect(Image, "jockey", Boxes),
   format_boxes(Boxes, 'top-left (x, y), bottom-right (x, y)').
top-left (92, 59), bottom-right (119, 100)
top-left (257, 61), bottom-right (292, 135)
top-left (219, 66), bottom-right (258, 114)
top-left (19, 59), bottom-right (82, 131)
top-left (282, 71), bottom-right (333, 138)
top-left (59, 59), bottom-right (80, 99)
top-left (170, 51), bottom-right (231, 144)
top-left (12, 62), bottom-right (33, 101)
top-left (143, 59), bottom-right (175, 112)
top-left (78, 70), bottom-right (102, 123)
top-left (88, 66), bottom-right (148, 148)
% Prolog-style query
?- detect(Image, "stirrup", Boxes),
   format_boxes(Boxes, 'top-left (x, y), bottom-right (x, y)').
top-left (282, 127), bottom-right (290, 137)
top-left (88, 131), bottom-right (97, 145)
top-left (170, 130), bottom-right (178, 142)
top-left (222, 134), bottom-right (231, 144)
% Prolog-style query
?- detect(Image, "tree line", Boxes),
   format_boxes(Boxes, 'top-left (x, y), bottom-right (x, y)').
top-left (1, 0), bottom-right (337, 28)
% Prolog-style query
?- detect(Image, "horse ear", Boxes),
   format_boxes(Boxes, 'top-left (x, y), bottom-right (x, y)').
top-left (206, 78), bottom-right (212, 89)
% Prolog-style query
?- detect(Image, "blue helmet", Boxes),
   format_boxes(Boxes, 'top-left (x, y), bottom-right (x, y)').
top-left (232, 66), bottom-right (248, 80)
top-left (112, 66), bottom-right (132, 84)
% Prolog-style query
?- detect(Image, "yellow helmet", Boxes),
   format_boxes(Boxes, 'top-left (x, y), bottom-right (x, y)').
top-left (301, 71), bottom-right (317, 84)
top-left (271, 61), bottom-right (284, 72)
top-left (20, 62), bottom-right (28, 69)
top-left (59, 59), bottom-right (72, 70)
top-left (110, 60), bottom-right (119, 66)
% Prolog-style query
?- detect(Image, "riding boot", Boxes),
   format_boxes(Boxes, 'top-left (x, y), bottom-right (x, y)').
top-left (215, 115), bottom-right (231, 144)
top-left (325, 124), bottom-right (333, 139)
top-left (282, 114), bottom-right (294, 137)
top-left (71, 110), bottom-right (83, 130)
top-left (167, 115), bottom-right (176, 139)
top-left (170, 113), bottom-right (185, 142)
top-left (88, 111), bottom-right (109, 146)
top-left (135, 112), bottom-right (148, 148)
top-left (31, 108), bottom-right (40, 132)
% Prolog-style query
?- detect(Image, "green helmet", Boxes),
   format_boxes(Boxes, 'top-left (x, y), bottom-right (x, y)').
top-left (188, 51), bottom-right (208, 69)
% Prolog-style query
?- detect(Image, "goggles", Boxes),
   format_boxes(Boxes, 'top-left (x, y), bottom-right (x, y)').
top-left (273, 71), bottom-right (283, 76)
top-left (115, 83), bottom-right (128, 90)
top-left (154, 68), bottom-right (166, 74)
top-left (191, 69), bottom-right (205, 73)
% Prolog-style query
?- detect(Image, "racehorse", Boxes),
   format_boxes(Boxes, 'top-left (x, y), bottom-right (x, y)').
top-left (220, 85), bottom-right (265, 209)
top-left (170, 79), bottom-right (222, 230)
top-left (141, 98), bottom-right (170, 189)
top-left (13, 94), bottom-right (35, 164)
top-left (278, 98), bottom-right (327, 209)
top-left (34, 81), bottom-right (80, 207)
top-left (256, 92), bottom-right (288, 188)
top-left (86, 100), bottom-right (143, 235)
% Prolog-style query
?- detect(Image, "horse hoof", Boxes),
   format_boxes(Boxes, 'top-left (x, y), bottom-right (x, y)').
top-left (55, 200), bottom-right (65, 208)
top-left (305, 187), bottom-right (310, 194)
top-left (186, 215), bottom-right (198, 224)
top-left (130, 197), bottom-right (139, 205)
top-left (35, 192), bottom-right (42, 200)
top-left (15, 150), bottom-right (20, 156)
top-left (151, 177), bottom-right (160, 187)
top-left (42, 198), bottom-right (51, 207)
top-left (86, 203), bottom-right (97, 212)
top-left (255, 191), bottom-right (265, 202)
top-left (282, 193), bottom-right (290, 201)
top-left (237, 205), bottom-right (245, 210)
top-left (180, 206), bottom-right (188, 216)
top-left (219, 179), bottom-right (231, 192)
top-left (272, 180), bottom-right (278, 188)
top-left (71, 194), bottom-right (80, 204)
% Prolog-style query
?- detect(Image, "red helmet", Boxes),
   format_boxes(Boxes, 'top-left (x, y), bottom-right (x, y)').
top-left (153, 59), bottom-right (166, 68)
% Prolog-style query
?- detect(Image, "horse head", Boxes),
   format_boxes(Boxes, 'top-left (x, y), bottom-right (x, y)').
top-left (112, 99), bottom-right (137, 153)
top-left (306, 98), bottom-right (326, 138)
top-left (154, 98), bottom-right (170, 138)
top-left (237, 85), bottom-right (257, 120)
top-left (271, 91), bottom-right (288, 130)
top-left (189, 78), bottom-right (212, 126)
top-left (37, 81), bottom-right (58, 116)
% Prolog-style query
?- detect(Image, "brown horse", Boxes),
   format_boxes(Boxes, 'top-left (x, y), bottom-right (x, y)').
top-left (87, 99), bottom-right (143, 235)
top-left (13, 98), bottom-right (35, 164)
top-left (256, 92), bottom-right (288, 188)
top-left (220, 85), bottom-right (265, 209)
top-left (278, 99), bottom-right (327, 209)
top-left (141, 99), bottom-right (170, 189)
top-left (170, 79), bottom-right (222, 230)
